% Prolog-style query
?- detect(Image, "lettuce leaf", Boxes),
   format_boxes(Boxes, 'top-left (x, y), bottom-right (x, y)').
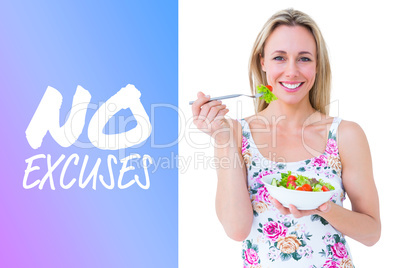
top-left (257, 84), bottom-right (278, 104)
top-left (295, 174), bottom-right (310, 187)
top-left (312, 185), bottom-right (323, 192)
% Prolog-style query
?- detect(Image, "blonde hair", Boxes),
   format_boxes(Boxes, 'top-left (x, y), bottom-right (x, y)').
top-left (249, 8), bottom-right (331, 115)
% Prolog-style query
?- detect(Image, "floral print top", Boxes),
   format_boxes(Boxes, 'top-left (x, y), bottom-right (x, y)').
top-left (240, 117), bottom-right (355, 268)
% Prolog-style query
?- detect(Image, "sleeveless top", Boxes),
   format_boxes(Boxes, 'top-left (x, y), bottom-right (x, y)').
top-left (240, 117), bottom-right (355, 268)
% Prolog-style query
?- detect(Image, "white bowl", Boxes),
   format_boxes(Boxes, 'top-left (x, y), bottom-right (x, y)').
top-left (261, 174), bottom-right (335, 210)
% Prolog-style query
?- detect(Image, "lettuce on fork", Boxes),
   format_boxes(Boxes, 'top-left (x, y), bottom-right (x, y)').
top-left (257, 84), bottom-right (278, 104)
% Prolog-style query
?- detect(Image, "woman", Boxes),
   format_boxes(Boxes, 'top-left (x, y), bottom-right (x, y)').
top-left (191, 8), bottom-right (380, 267)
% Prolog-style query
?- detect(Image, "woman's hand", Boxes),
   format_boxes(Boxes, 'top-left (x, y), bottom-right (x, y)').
top-left (191, 91), bottom-right (230, 144)
top-left (268, 195), bottom-right (331, 218)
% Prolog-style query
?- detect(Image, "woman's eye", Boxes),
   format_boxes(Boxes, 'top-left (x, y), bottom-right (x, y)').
top-left (300, 57), bottom-right (311, 62)
top-left (273, 56), bottom-right (284, 61)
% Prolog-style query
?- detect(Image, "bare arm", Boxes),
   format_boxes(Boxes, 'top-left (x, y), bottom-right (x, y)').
top-left (317, 121), bottom-right (381, 246)
top-left (214, 119), bottom-right (253, 241)
top-left (192, 92), bottom-right (253, 241)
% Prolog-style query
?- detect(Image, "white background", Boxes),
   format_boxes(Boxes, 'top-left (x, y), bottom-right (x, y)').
top-left (179, 0), bottom-right (401, 267)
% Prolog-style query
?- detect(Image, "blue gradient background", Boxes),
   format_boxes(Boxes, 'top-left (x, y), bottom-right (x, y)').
top-left (0, 1), bottom-right (178, 267)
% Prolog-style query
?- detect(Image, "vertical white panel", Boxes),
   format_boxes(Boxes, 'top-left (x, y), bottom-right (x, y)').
top-left (180, 1), bottom-right (400, 267)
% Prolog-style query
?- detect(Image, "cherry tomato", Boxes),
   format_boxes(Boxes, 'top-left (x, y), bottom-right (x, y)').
top-left (296, 187), bottom-right (303, 191)
top-left (287, 175), bottom-right (297, 181)
top-left (322, 185), bottom-right (330, 192)
top-left (286, 181), bottom-right (297, 188)
top-left (266, 85), bottom-right (273, 92)
top-left (301, 184), bottom-right (313, 191)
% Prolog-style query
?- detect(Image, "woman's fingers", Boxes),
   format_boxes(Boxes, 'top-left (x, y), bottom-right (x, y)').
top-left (269, 196), bottom-right (327, 218)
top-left (191, 91), bottom-right (210, 118)
top-left (192, 92), bottom-right (211, 129)
top-left (216, 107), bottom-right (229, 118)
top-left (191, 92), bottom-right (230, 142)
top-left (206, 103), bottom-right (227, 123)
top-left (291, 202), bottom-right (331, 218)
top-left (269, 196), bottom-right (291, 215)
top-left (198, 100), bottom-right (222, 120)
top-left (192, 92), bottom-right (229, 135)
top-left (288, 205), bottom-right (307, 218)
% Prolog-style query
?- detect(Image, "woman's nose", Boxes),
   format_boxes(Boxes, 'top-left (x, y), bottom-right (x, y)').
top-left (285, 60), bottom-right (299, 77)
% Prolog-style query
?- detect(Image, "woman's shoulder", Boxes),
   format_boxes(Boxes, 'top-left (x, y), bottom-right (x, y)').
top-left (337, 119), bottom-right (369, 152)
top-left (338, 119), bottom-right (366, 139)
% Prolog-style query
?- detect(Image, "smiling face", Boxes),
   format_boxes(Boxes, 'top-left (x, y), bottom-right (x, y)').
top-left (260, 25), bottom-right (317, 105)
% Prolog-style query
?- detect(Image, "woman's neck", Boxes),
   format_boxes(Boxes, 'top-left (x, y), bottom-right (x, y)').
top-left (259, 99), bottom-right (320, 128)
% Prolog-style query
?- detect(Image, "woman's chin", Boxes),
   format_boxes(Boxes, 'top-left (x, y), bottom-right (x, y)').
top-left (275, 97), bottom-right (306, 106)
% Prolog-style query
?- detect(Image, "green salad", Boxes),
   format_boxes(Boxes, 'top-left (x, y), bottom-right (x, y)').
top-left (271, 171), bottom-right (335, 192)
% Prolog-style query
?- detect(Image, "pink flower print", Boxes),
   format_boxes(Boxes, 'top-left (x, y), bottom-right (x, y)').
top-left (330, 193), bottom-right (338, 203)
top-left (263, 221), bottom-right (287, 242)
top-left (244, 248), bottom-right (259, 265)
top-left (255, 186), bottom-right (270, 203)
top-left (331, 242), bottom-right (348, 259)
top-left (255, 170), bottom-right (274, 184)
top-left (242, 136), bottom-right (249, 154)
top-left (323, 259), bottom-right (341, 268)
top-left (313, 154), bottom-right (327, 167)
top-left (325, 139), bottom-right (339, 156)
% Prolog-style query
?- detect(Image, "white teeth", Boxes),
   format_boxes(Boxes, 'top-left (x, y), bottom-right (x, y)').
top-left (281, 82), bottom-right (302, 89)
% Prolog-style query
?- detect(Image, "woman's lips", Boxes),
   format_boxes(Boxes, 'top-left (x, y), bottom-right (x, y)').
top-left (280, 82), bottom-right (304, 92)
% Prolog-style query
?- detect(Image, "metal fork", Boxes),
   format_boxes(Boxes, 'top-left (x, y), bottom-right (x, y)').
top-left (189, 93), bottom-right (262, 105)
